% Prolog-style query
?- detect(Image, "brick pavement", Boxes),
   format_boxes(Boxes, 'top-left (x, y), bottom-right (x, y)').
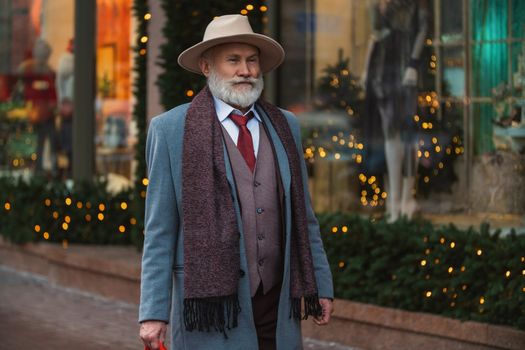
top-left (0, 267), bottom-right (355, 350)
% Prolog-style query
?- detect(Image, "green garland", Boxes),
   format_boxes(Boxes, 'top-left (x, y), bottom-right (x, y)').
top-left (130, 0), bottom-right (150, 248)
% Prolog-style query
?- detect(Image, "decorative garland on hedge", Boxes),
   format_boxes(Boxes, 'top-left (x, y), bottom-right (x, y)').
top-left (130, 0), bottom-right (150, 248)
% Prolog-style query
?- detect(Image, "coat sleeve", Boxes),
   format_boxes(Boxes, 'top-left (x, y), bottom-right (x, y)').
top-left (139, 116), bottom-right (179, 323)
top-left (282, 110), bottom-right (334, 300)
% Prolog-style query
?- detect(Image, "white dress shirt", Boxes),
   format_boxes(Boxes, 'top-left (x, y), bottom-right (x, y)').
top-left (213, 96), bottom-right (261, 157)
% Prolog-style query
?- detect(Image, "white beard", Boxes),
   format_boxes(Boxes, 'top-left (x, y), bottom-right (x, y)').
top-left (207, 69), bottom-right (264, 108)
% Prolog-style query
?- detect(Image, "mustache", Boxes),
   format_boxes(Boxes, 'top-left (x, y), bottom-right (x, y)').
top-left (227, 77), bottom-right (259, 85)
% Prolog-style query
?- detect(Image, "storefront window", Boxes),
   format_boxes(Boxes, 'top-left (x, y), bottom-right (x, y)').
top-left (0, 0), bottom-right (74, 178)
top-left (279, 0), bottom-right (525, 223)
top-left (95, 0), bottom-right (136, 186)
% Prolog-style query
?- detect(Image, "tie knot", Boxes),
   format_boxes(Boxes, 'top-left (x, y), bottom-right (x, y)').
top-left (229, 111), bottom-right (254, 127)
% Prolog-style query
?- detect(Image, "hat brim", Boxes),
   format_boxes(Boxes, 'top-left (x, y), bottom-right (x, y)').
top-left (177, 33), bottom-right (285, 75)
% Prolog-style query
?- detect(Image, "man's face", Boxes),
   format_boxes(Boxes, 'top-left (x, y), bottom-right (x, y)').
top-left (201, 43), bottom-right (260, 84)
top-left (199, 43), bottom-right (264, 109)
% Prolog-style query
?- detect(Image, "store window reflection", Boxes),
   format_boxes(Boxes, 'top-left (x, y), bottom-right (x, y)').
top-left (96, 0), bottom-right (135, 187)
top-left (0, 0), bottom-right (74, 179)
top-left (279, 0), bottom-right (524, 226)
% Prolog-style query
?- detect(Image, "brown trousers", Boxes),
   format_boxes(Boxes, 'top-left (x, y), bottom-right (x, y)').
top-left (251, 283), bottom-right (281, 350)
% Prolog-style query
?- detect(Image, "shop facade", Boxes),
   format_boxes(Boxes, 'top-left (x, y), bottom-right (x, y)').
top-left (0, 0), bottom-right (523, 228)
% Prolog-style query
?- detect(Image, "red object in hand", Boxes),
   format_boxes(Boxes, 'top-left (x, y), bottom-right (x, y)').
top-left (144, 342), bottom-right (167, 350)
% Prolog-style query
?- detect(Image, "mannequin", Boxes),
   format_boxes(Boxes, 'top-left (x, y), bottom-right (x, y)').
top-left (56, 38), bottom-right (74, 176)
top-left (361, 0), bottom-right (428, 221)
top-left (17, 38), bottom-right (57, 174)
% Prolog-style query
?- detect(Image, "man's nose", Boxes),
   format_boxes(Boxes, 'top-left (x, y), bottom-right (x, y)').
top-left (237, 60), bottom-right (251, 77)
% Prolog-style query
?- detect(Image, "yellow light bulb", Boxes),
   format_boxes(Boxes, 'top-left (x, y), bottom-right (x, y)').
top-left (119, 225), bottom-right (126, 233)
top-left (121, 202), bottom-right (128, 210)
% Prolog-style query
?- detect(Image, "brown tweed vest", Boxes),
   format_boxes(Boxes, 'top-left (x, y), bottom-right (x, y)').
top-left (221, 123), bottom-right (283, 297)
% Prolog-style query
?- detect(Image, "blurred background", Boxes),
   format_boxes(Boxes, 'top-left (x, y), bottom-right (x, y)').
top-left (0, 1), bottom-right (524, 349)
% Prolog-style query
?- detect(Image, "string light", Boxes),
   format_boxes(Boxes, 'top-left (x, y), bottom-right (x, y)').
top-left (144, 13), bottom-right (151, 20)
top-left (98, 213), bottom-right (105, 221)
top-left (99, 204), bottom-right (105, 212)
top-left (4, 202), bottom-right (11, 210)
top-left (142, 178), bottom-right (149, 186)
top-left (65, 198), bottom-right (72, 206)
top-left (43, 232), bottom-right (49, 240)
top-left (119, 225), bottom-right (126, 233)
top-left (34, 225), bottom-right (41, 232)
top-left (121, 202), bottom-right (128, 210)
top-left (140, 36), bottom-right (148, 43)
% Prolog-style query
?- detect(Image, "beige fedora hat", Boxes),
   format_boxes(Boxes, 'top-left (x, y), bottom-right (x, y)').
top-left (177, 14), bottom-right (285, 75)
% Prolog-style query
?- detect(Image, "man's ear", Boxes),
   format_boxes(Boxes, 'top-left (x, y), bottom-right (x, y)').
top-left (199, 58), bottom-right (210, 77)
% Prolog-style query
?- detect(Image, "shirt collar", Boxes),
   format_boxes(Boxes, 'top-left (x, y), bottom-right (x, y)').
top-left (212, 95), bottom-right (261, 123)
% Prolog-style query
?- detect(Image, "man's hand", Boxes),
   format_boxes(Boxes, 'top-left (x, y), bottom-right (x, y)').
top-left (140, 320), bottom-right (167, 350)
top-left (313, 298), bottom-right (334, 326)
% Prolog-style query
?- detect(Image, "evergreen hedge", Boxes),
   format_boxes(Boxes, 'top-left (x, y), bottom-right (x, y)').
top-left (320, 212), bottom-right (525, 330)
top-left (0, 178), bottom-right (523, 330)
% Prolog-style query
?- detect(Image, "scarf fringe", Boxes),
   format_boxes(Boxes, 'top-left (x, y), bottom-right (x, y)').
top-left (291, 294), bottom-right (323, 320)
top-left (183, 295), bottom-right (241, 338)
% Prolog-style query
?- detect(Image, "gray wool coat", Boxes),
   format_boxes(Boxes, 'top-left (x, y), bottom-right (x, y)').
top-left (139, 102), bottom-right (334, 350)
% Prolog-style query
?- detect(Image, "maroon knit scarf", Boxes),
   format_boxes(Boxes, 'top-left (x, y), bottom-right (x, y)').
top-left (181, 86), bottom-right (321, 335)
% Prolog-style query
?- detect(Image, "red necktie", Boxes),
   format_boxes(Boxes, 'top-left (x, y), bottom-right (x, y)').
top-left (229, 111), bottom-right (256, 172)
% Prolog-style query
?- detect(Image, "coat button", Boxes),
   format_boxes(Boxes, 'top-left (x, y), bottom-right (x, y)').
top-left (239, 269), bottom-right (245, 277)
top-left (254, 180), bottom-right (261, 187)
top-left (258, 259), bottom-right (264, 266)
top-left (257, 233), bottom-right (264, 240)
top-left (256, 208), bottom-right (264, 214)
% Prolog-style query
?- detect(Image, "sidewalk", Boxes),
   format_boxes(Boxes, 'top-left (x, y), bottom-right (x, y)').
top-left (0, 266), bottom-right (355, 350)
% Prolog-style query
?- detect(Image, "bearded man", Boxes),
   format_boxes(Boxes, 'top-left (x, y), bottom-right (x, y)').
top-left (139, 14), bottom-right (334, 350)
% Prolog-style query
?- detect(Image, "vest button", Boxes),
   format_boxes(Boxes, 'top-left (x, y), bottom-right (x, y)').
top-left (256, 207), bottom-right (264, 214)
